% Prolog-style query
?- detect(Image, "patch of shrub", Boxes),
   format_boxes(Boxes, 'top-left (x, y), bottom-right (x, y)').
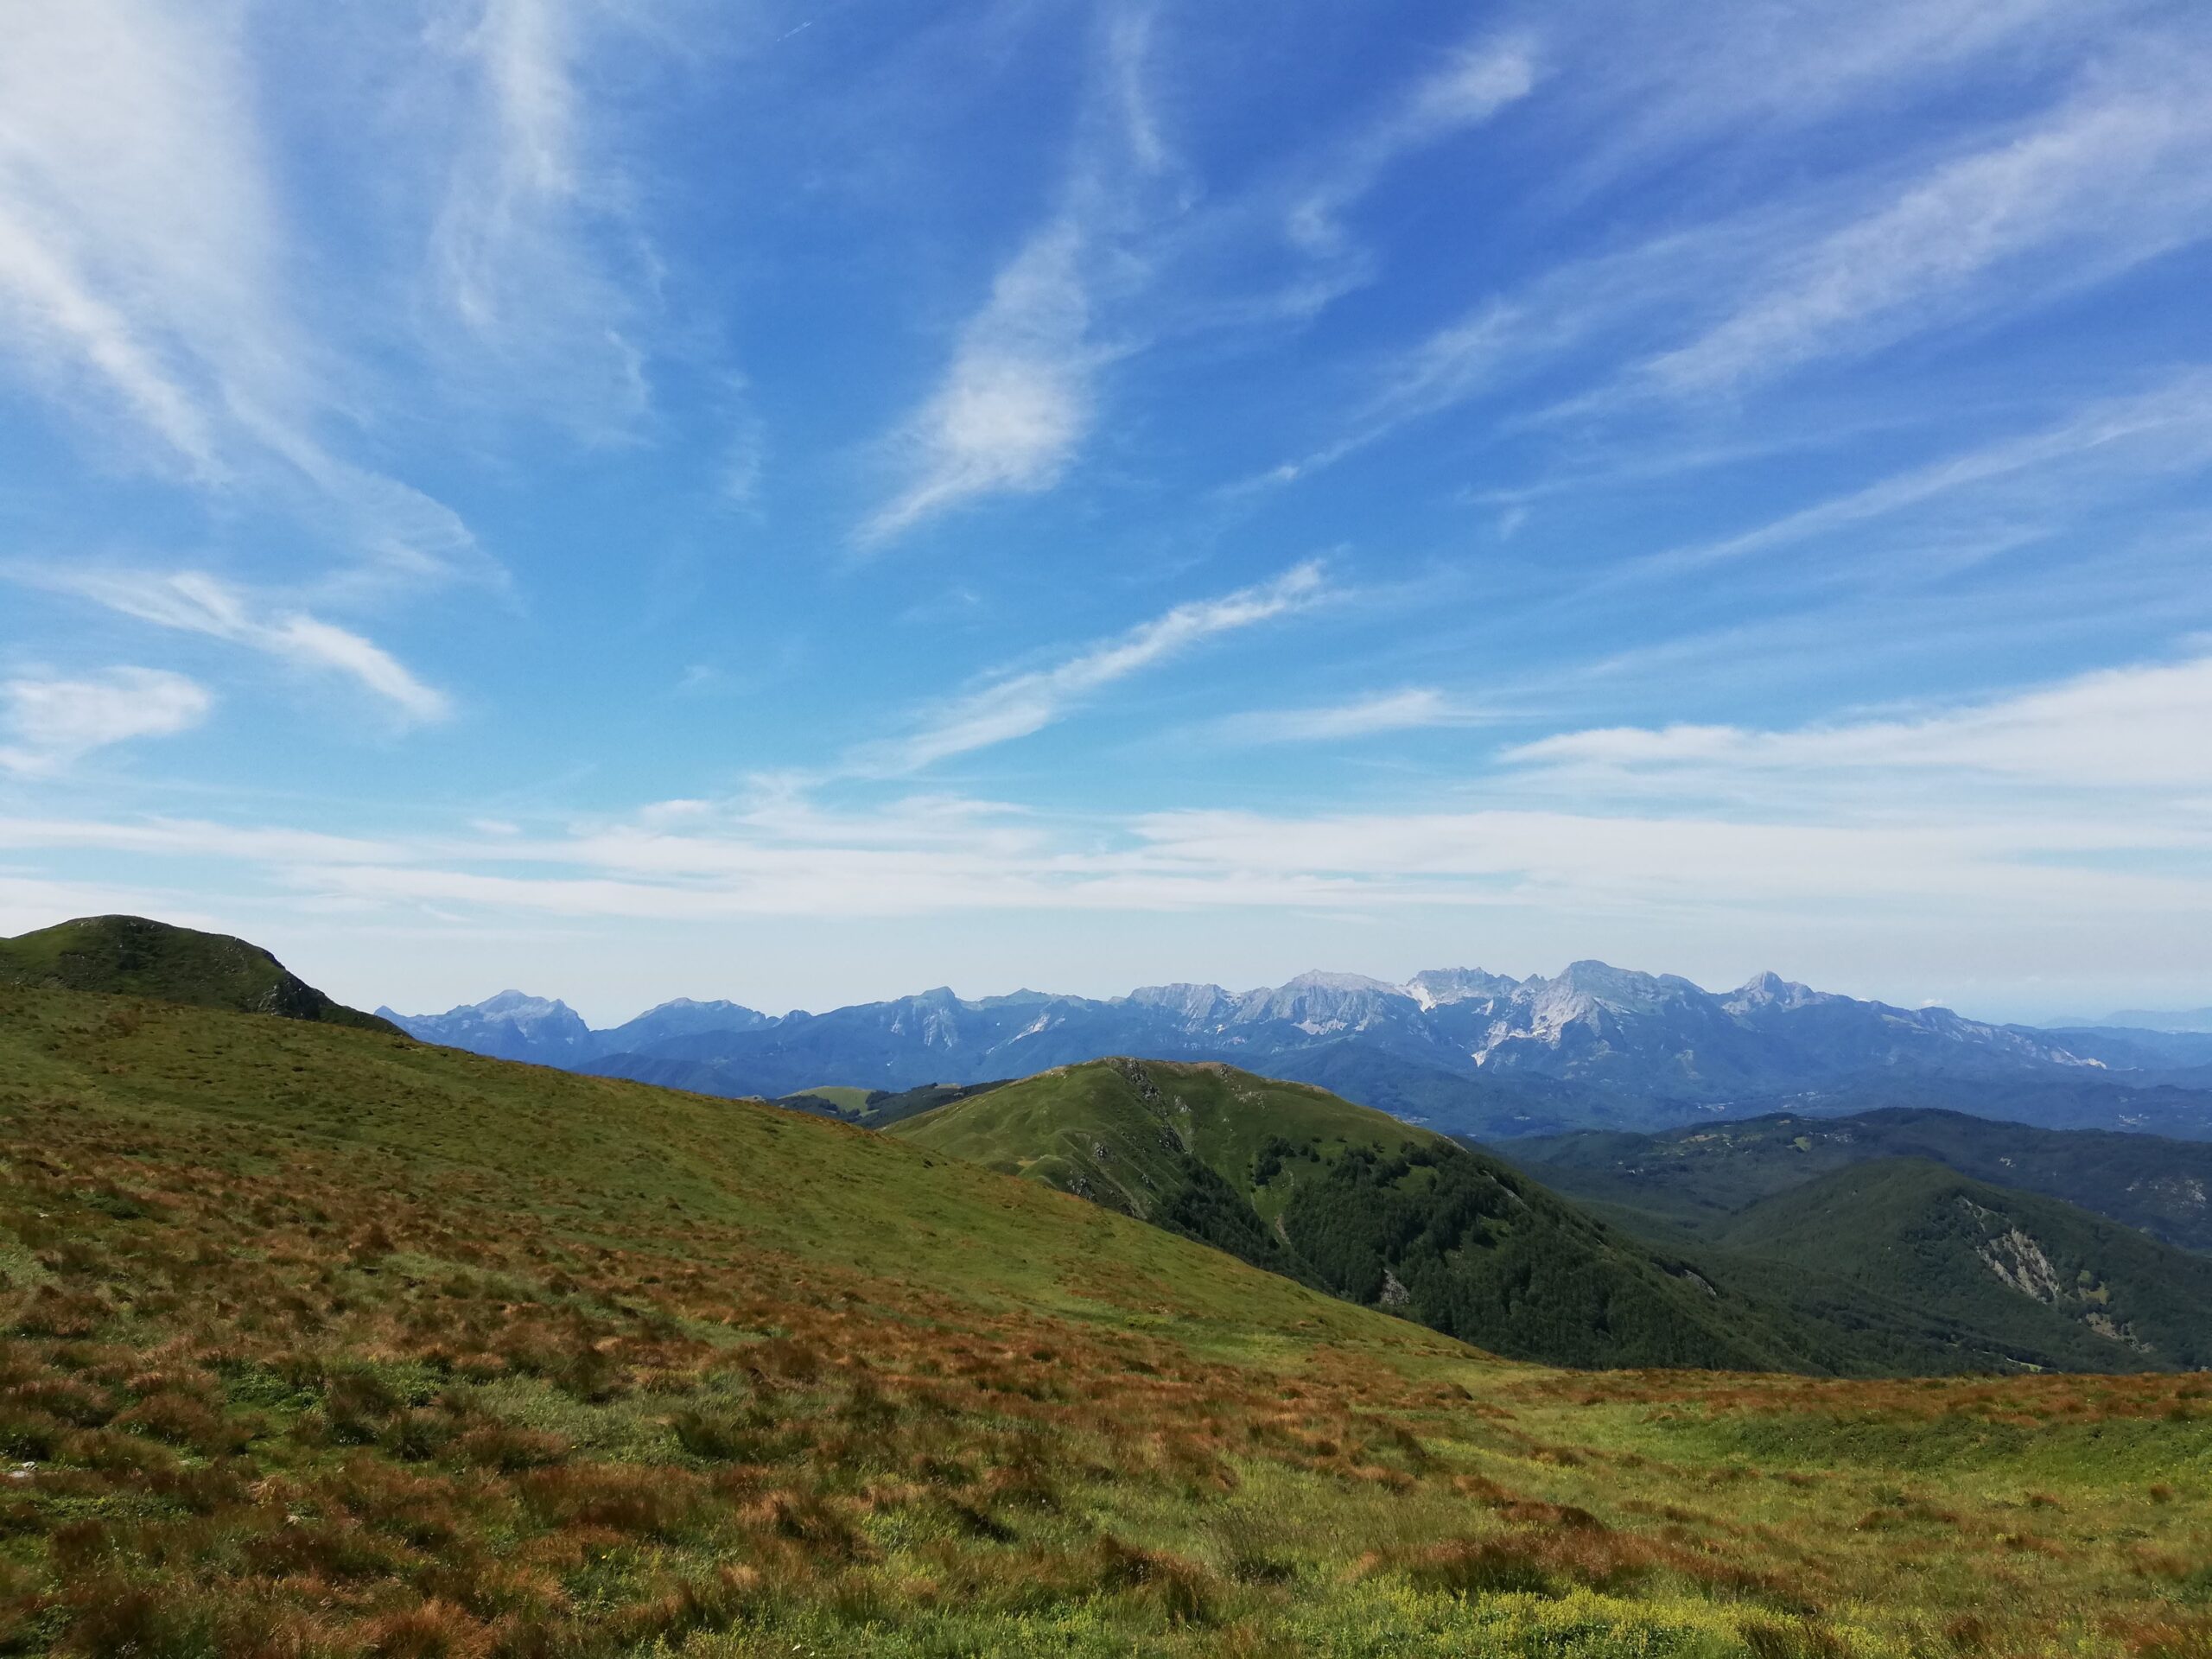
top-left (1090, 1535), bottom-right (1215, 1625)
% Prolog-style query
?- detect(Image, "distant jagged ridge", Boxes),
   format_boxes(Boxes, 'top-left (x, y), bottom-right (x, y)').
top-left (0, 916), bottom-right (402, 1035)
top-left (385, 961), bottom-right (2124, 1130)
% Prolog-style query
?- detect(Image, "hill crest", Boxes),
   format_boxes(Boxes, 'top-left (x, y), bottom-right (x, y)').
top-left (0, 914), bottom-right (399, 1034)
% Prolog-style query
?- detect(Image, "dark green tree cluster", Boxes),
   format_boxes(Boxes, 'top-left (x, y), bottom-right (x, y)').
top-left (1275, 1144), bottom-right (1772, 1369)
top-left (1156, 1155), bottom-right (1318, 1287)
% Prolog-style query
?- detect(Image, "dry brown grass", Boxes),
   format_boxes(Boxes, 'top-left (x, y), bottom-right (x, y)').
top-left (1, 989), bottom-right (2206, 1656)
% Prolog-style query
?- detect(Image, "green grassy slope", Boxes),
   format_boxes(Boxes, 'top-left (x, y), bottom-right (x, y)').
top-left (2, 984), bottom-right (2209, 1656)
top-left (1508, 1107), bottom-right (2212, 1252)
top-left (892, 1058), bottom-right (1850, 1372)
top-left (850, 1077), bottom-right (1011, 1127)
top-left (790, 1084), bottom-right (876, 1114)
top-left (0, 914), bottom-right (399, 1034)
top-left (1711, 1158), bottom-right (2212, 1370)
top-left (0, 993), bottom-right (1390, 1358)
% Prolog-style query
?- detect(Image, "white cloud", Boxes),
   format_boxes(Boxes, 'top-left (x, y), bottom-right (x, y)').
top-left (1287, 38), bottom-right (1537, 256)
top-left (0, 668), bottom-right (210, 774)
top-left (1104, 9), bottom-right (1171, 176)
top-left (1118, 806), bottom-right (2212, 918)
top-left (23, 777), bottom-right (2204, 936)
top-left (1270, 35), bottom-right (2212, 484)
top-left (1552, 0), bottom-right (2096, 187)
top-left (861, 25), bottom-right (1539, 543)
top-left (1216, 688), bottom-right (1486, 744)
top-left (1643, 371), bottom-right (2212, 572)
top-left (854, 561), bottom-right (1327, 773)
top-left (429, 0), bottom-right (659, 436)
top-left (1642, 64), bottom-right (2212, 398)
top-left (261, 613), bottom-right (451, 724)
top-left (1507, 653), bottom-right (2212, 794)
top-left (0, 1), bottom-right (488, 586)
top-left (9, 645), bottom-right (2208, 974)
top-left (44, 569), bottom-right (451, 724)
top-left (0, 207), bottom-right (218, 474)
top-left (0, 815), bottom-right (406, 865)
top-left (0, 0), bottom-right (276, 479)
top-left (861, 225), bottom-right (1097, 543)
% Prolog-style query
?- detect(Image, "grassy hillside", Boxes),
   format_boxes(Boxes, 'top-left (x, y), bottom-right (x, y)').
top-left (0, 915), bottom-right (398, 1034)
top-left (1509, 1107), bottom-right (2212, 1251)
top-left (850, 1077), bottom-right (1011, 1128)
top-left (578, 1051), bottom-right (757, 1097)
top-left (576, 1068), bottom-right (1009, 1131)
top-left (4, 984), bottom-right (2210, 1656)
top-left (892, 1058), bottom-right (1878, 1372)
top-left (788, 1084), bottom-right (875, 1114)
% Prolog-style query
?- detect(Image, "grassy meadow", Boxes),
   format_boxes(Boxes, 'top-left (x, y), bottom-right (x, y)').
top-left (0, 982), bottom-right (2206, 1656)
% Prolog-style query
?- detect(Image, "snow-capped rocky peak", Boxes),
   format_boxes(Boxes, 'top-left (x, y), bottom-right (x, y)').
top-left (1724, 971), bottom-right (1821, 1013)
top-left (1547, 961), bottom-right (1683, 1012)
top-left (1282, 970), bottom-right (1401, 996)
top-left (474, 989), bottom-right (574, 1024)
top-left (1122, 982), bottom-right (1236, 1023)
top-left (887, 988), bottom-right (967, 1047)
top-left (384, 989), bottom-right (595, 1062)
top-left (1230, 971), bottom-right (1412, 1033)
top-left (1401, 968), bottom-right (1522, 1010)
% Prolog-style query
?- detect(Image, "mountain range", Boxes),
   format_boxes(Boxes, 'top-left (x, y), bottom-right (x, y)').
top-left (384, 962), bottom-right (2212, 1140)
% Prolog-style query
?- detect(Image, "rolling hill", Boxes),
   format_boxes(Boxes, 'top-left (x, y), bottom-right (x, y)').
top-left (898, 1063), bottom-right (2212, 1378)
top-left (0, 915), bottom-right (399, 1034)
top-left (1508, 1107), bottom-right (2212, 1252)
top-left (891, 1058), bottom-right (1827, 1371)
top-left (885, 1058), bottom-right (2184, 1377)
top-left (3, 975), bottom-right (2208, 1654)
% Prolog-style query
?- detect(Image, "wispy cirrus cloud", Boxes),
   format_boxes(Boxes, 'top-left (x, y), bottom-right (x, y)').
top-left (1285, 38), bottom-right (1539, 258)
top-left (860, 223), bottom-right (1099, 544)
top-left (0, 668), bottom-right (211, 775)
top-left (1546, 0), bottom-right (2100, 188)
top-left (861, 21), bottom-right (1540, 543)
top-left (0, 0), bottom-right (277, 483)
top-left (850, 560), bottom-right (1328, 773)
top-left (1212, 687), bottom-right (1491, 745)
top-left (0, 815), bottom-right (405, 865)
top-left (1506, 653), bottom-right (2212, 794)
top-left (1638, 370), bottom-right (2212, 574)
top-left (0, 1), bottom-right (489, 586)
top-left (1630, 58), bottom-right (2212, 403)
top-left (1268, 32), bottom-right (2212, 485)
top-left (428, 0), bottom-right (661, 437)
top-left (37, 570), bottom-right (451, 724)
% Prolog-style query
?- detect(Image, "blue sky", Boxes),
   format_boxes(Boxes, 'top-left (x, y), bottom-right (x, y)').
top-left (3, 0), bottom-right (2210, 1024)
